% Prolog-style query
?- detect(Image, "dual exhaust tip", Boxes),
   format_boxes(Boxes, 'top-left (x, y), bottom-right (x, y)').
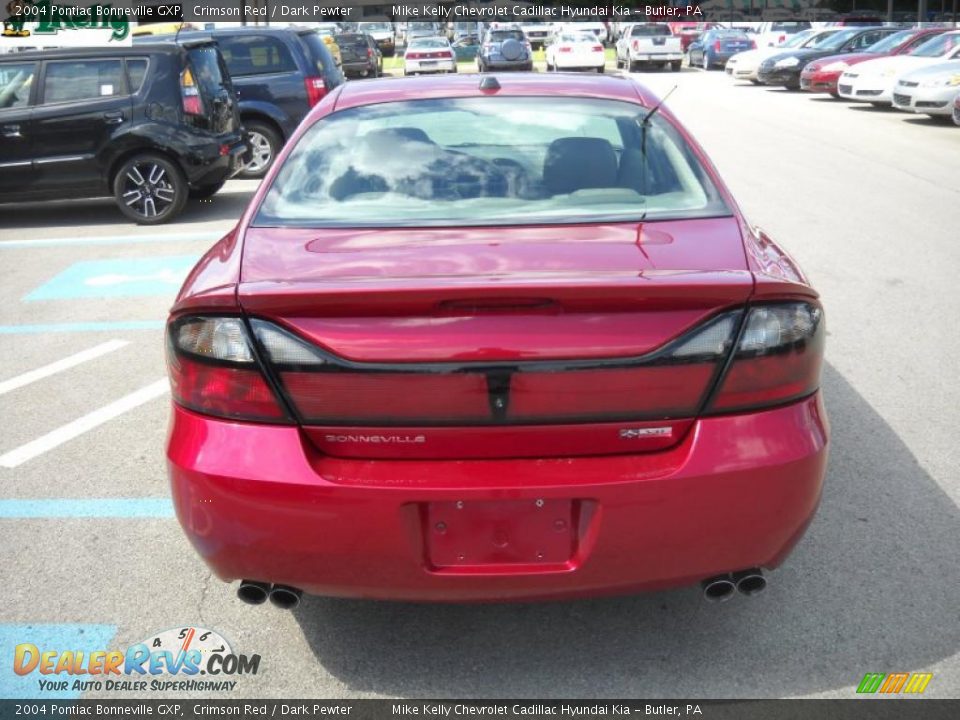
top-left (237, 580), bottom-right (302, 609)
top-left (702, 569), bottom-right (766, 603)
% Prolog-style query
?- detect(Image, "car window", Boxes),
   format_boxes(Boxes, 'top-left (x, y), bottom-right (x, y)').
top-left (256, 97), bottom-right (730, 228)
top-left (125, 58), bottom-right (149, 94)
top-left (0, 62), bottom-right (36, 110)
top-left (865, 30), bottom-right (912, 53)
top-left (336, 34), bottom-right (367, 49)
top-left (409, 38), bottom-right (448, 49)
top-left (219, 35), bottom-right (296, 76)
top-left (631, 24), bottom-right (671, 37)
top-left (42, 59), bottom-right (125, 104)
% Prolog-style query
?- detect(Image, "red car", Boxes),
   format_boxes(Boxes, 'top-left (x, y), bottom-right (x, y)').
top-left (800, 27), bottom-right (946, 96)
top-left (165, 74), bottom-right (829, 607)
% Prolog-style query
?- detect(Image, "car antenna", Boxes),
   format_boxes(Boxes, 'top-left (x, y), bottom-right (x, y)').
top-left (640, 85), bottom-right (677, 159)
top-left (641, 85), bottom-right (677, 127)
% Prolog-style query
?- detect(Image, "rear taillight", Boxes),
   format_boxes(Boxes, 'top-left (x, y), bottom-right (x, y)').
top-left (778, 34), bottom-right (786, 45)
top-left (303, 76), bottom-right (326, 107)
top-left (632, 40), bottom-right (639, 51)
top-left (367, 48), bottom-right (374, 58)
top-left (749, 40), bottom-right (757, 49)
top-left (166, 317), bottom-right (289, 423)
top-left (559, 46), bottom-right (573, 53)
top-left (180, 67), bottom-right (203, 116)
top-left (406, 51), bottom-right (423, 59)
top-left (438, 51), bottom-right (453, 59)
top-left (714, 41), bottom-right (721, 52)
top-left (592, 44), bottom-right (604, 52)
top-left (706, 303), bottom-right (824, 414)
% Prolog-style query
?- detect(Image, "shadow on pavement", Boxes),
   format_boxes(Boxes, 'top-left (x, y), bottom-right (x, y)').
top-left (0, 187), bottom-right (255, 231)
top-left (291, 363), bottom-right (960, 698)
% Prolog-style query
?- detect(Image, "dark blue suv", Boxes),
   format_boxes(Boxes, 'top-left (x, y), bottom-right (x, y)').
top-left (137, 27), bottom-right (344, 178)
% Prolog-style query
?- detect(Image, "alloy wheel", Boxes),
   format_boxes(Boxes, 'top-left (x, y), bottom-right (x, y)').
top-left (245, 130), bottom-right (273, 175)
top-left (121, 161), bottom-right (177, 219)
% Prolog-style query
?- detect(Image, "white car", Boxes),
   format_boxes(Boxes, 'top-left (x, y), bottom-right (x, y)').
top-left (726, 28), bottom-right (840, 83)
top-left (754, 21), bottom-right (813, 49)
top-left (838, 31), bottom-right (960, 105)
top-left (403, 37), bottom-right (456, 76)
top-left (563, 22), bottom-right (608, 44)
top-left (891, 61), bottom-right (960, 119)
top-left (546, 31), bottom-right (606, 73)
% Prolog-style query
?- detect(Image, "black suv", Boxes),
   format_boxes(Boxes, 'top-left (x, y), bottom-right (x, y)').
top-left (140, 27), bottom-right (344, 178)
top-left (0, 42), bottom-right (246, 224)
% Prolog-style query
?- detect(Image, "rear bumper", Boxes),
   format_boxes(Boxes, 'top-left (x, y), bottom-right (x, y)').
top-left (480, 57), bottom-right (533, 71)
top-left (180, 133), bottom-right (248, 187)
top-left (629, 51), bottom-right (683, 62)
top-left (168, 393), bottom-right (829, 602)
top-left (405, 58), bottom-right (456, 74)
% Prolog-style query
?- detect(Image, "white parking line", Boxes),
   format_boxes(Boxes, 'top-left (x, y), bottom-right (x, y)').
top-left (0, 379), bottom-right (169, 469)
top-left (0, 340), bottom-right (129, 397)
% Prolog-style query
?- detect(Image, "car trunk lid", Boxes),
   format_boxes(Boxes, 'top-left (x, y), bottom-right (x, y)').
top-left (239, 218), bottom-right (752, 459)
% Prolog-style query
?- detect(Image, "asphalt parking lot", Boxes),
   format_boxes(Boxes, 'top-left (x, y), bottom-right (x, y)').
top-left (1, 65), bottom-right (958, 700)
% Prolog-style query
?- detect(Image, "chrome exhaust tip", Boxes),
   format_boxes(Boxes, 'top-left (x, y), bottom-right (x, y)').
top-left (701, 575), bottom-right (736, 603)
top-left (268, 584), bottom-right (302, 610)
top-left (237, 580), bottom-right (271, 605)
top-left (733, 569), bottom-right (767, 597)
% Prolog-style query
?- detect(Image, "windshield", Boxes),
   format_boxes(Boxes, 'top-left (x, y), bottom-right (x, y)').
top-left (255, 97), bottom-right (730, 228)
top-left (910, 32), bottom-right (960, 58)
top-left (360, 23), bottom-right (391, 32)
top-left (784, 30), bottom-right (815, 48)
top-left (864, 29), bottom-right (912, 53)
top-left (817, 29), bottom-right (860, 51)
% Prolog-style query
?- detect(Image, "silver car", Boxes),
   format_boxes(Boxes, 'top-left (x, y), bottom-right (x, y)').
top-left (891, 60), bottom-right (960, 120)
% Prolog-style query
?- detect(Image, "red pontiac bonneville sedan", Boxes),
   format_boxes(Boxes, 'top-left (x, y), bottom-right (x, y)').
top-left (165, 74), bottom-right (828, 608)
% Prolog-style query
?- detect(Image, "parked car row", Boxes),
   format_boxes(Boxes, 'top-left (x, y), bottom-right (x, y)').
top-left (724, 26), bottom-right (960, 125)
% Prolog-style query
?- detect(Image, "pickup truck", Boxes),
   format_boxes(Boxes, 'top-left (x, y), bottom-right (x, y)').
top-left (616, 23), bottom-right (683, 72)
top-left (754, 21), bottom-right (812, 49)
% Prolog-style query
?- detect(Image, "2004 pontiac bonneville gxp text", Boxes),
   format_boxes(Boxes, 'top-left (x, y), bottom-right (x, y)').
top-left (165, 73), bottom-right (828, 608)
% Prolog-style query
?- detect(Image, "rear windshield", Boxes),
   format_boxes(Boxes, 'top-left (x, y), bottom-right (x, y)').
top-left (408, 38), bottom-right (448, 49)
top-left (490, 30), bottom-right (525, 42)
top-left (187, 45), bottom-right (228, 98)
top-left (336, 34), bottom-right (367, 48)
top-left (360, 23), bottom-right (391, 32)
top-left (631, 25), bottom-right (672, 37)
top-left (298, 32), bottom-right (333, 73)
top-left (255, 97), bottom-right (730, 228)
top-left (771, 22), bottom-right (811, 32)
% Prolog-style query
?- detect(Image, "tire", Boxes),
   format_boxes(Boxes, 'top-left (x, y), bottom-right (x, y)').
top-left (749, 79), bottom-right (761, 85)
top-left (597, 64), bottom-right (604, 74)
top-left (239, 120), bottom-right (281, 180)
top-left (702, 55), bottom-right (709, 71)
top-left (188, 180), bottom-right (225, 200)
top-left (113, 153), bottom-right (187, 225)
top-left (628, 60), bottom-right (636, 73)
top-left (671, 61), bottom-right (682, 73)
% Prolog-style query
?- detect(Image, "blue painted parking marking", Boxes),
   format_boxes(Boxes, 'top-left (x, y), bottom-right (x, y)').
top-left (24, 255), bottom-right (201, 302)
top-left (0, 624), bottom-right (117, 699)
top-left (0, 321), bottom-right (164, 334)
top-left (0, 231), bottom-right (223, 249)
top-left (0, 499), bottom-right (174, 519)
